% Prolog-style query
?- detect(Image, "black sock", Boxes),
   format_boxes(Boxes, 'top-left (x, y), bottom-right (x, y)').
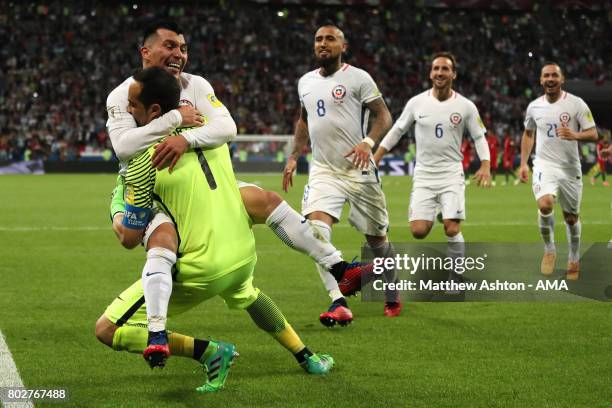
top-left (329, 261), bottom-right (349, 282)
top-left (332, 297), bottom-right (348, 307)
top-left (193, 339), bottom-right (210, 361)
top-left (294, 347), bottom-right (314, 364)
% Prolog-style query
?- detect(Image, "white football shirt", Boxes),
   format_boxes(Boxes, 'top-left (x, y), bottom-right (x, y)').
top-left (524, 91), bottom-right (595, 171)
top-left (106, 72), bottom-right (236, 168)
top-left (298, 63), bottom-right (382, 182)
top-left (380, 89), bottom-right (487, 183)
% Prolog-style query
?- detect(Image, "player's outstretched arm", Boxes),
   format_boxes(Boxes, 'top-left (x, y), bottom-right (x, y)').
top-left (107, 85), bottom-right (202, 161)
top-left (375, 98), bottom-right (414, 167)
top-left (519, 129), bottom-right (535, 182)
top-left (556, 126), bottom-right (597, 142)
top-left (471, 133), bottom-right (492, 188)
top-left (152, 77), bottom-right (236, 171)
top-left (283, 107), bottom-right (310, 192)
top-left (373, 146), bottom-right (388, 167)
top-left (473, 160), bottom-right (492, 188)
top-left (364, 98), bottom-right (392, 147)
top-left (345, 98), bottom-right (392, 170)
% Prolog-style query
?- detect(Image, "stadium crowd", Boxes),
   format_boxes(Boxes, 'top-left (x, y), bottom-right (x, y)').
top-left (0, 1), bottom-right (610, 165)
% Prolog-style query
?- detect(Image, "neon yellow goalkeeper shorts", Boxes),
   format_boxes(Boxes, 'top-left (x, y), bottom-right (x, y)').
top-left (104, 258), bottom-right (258, 327)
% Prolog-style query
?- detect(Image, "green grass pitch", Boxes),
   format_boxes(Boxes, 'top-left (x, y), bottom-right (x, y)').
top-left (0, 173), bottom-right (610, 407)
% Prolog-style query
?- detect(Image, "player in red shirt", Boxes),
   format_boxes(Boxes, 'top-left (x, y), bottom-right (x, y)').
top-left (486, 134), bottom-right (500, 186)
top-left (502, 134), bottom-right (518, 185)
top-left (591, 140), bottom-right (609, 186)
top-left (461, 138), bottom-right (473, 185)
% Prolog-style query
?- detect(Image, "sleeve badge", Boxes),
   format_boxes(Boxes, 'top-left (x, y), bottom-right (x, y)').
top-left (207, 94), bottom-right (224, 108)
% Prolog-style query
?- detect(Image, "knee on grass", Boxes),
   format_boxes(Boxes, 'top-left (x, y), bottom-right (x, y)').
top-left (95, 315), bottom-right (117, 348)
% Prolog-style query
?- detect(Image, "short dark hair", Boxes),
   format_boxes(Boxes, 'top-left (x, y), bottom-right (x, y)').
top-left (317, 20), bottom-right (346, 40)
top-left (319, 19), bottom-right (339, 29)
top-left (542, 61), bottom-right (563, 75)
top-left (432, 51), bottom-right (457, 72)
top-left (142, 19), bottom-right (183, 45)
top-left (132, 67), bottom-right (181, 114)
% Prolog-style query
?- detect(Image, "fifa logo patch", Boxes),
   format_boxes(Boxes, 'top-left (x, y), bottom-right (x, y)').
top-left (559, 112), bottom-right (571, 125)
top-left (107, 105), bottom-right (122, 119)
top-left (477, 116), bottom-right (485, 129)
top-left (126, 210), bottom-right (147, 221)
top-left (207, 94), bottom-right (224, 108)
top-left (332, 85), bottom-right (347, 101)
top-left (450, 112), bottom-right (462, 127)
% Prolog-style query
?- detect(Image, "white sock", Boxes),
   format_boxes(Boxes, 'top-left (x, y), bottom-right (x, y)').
top-left (308, 219), bottom-right (343, 301)
top-left (266, 201), bottom-right (343, 269)
top-left (142, 247), bottom-right (176, 333)
top-left (369, 241), bottom-right (398, 302)
top-left (565, 220), bottom-right (581, 262)
top-left (538, 211), bottom-right (556, 253)
top-left (447, 232), bottom-right (465, 275)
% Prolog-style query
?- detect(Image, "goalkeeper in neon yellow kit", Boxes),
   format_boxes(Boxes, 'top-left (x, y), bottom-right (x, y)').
top-left (96, 67), bottom-right (334, 393)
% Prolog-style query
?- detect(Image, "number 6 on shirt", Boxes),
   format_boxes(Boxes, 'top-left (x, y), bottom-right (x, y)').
top-left (435, 123), bottom-right (444, 138)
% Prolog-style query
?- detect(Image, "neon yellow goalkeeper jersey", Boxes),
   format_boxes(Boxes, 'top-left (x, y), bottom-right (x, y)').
top-left (125, 142), bottom-right (256, 282)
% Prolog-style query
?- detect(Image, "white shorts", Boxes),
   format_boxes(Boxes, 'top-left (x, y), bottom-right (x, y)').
top-left (301, 174), bottom-right (389, 236)
top-left (143, 206), bottom-right (174, 249)
top-left (236, 180), bottom-right (260, 190)
top-left (409, 180), bottom-right (466, 222)
top-left (532, 164), bottom-right (582, 214)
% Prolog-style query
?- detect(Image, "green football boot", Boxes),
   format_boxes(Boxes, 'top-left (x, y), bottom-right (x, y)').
top-left (196, 341), bottom-right (239, 393)
top-left (300, 353), bottom-right (335, 375)
top-left (110, 175), bottom-right (126, 220)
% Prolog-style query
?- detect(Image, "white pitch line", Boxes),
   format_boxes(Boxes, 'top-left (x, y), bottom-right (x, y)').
top-left (0, 330), bottom-right (33, 408)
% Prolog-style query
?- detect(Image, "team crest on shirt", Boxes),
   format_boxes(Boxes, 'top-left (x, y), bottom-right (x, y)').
top-left (179, 99), bottom-right (194, 107)
top-left (559, 112), bottom-right (571, 124)
top-left (332, 85), bottom-right (347, 101)
top-left (450, 112), bottom-right (462, 126)
top-left (533, 184), bottom-right (541, 194)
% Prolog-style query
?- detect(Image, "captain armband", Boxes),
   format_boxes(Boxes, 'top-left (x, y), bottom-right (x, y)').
top-left (122, 203), bottom-right (151, 229)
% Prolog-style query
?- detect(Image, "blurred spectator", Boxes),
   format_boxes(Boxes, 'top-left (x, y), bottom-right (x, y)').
top-left (0, 1), bottom-right (610, 162)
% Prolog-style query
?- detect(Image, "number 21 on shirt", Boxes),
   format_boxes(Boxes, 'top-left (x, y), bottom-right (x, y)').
top-left (546, 123), bottom-right (558, 138)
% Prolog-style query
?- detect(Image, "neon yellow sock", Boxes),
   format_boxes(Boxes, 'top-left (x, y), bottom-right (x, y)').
top-left (273, 324), bottom-right (305, 354)
top-left (168, 333), bottom-right (195, 358)
top-left (246, 291), bottom-right (305, 354)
